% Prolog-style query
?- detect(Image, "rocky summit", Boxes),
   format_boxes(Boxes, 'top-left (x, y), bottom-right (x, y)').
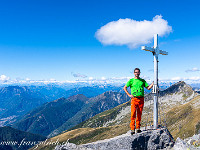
top-left (55, 127), bottom-right (174, 150)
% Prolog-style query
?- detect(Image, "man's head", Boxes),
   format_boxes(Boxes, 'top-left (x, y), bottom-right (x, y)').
top-left (134, 68), bottom-right (140, 78)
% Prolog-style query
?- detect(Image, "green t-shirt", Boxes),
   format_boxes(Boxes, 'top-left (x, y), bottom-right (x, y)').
top-left (126, 78), bottom-right (149, 97)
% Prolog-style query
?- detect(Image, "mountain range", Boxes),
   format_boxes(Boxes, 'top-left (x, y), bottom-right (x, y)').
top-left (31, 81), bottom-right (200, 150)
top-left (12, 91), bottom-right (129, 138)
top-left (0, 84), bottom-right (124, 127)
top-left (0, 86), bottom-right (49, 126)
top-left (1, 81), bottom-right (200, 150)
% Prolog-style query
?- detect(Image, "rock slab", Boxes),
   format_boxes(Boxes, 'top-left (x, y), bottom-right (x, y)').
top-left (55, 128), bottom-right (174, 150)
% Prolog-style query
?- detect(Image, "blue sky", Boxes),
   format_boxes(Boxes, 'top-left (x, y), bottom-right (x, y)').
top-left (0, 0), bottom-right (200, 84)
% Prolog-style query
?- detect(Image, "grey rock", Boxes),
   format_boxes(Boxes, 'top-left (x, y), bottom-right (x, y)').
top-left (55, 127), bottom-right (174, 150)
top-left (172, 137), bottom-right (197, 150)
top-left (173, 134), bottom-right (200, 150)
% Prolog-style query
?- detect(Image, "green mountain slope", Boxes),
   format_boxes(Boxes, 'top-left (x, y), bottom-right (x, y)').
top-left (166, 95), bottom-right (200, 139)
top-left (12, 94), bottom-right (88, 136)
top-left (48, 91), bottom-right (129, 137)
top-left (12, 91), bottom-right (129, 138)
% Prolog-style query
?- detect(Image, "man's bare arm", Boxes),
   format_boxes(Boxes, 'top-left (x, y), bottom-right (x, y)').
top-left (146, 82), bottom-right (154, 90)
top-left (123, 85), bottom-right (133, 98)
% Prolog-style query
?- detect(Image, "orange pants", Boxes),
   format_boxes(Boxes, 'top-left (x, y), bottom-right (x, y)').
top-left (130, 97), bottom-right (144, 130)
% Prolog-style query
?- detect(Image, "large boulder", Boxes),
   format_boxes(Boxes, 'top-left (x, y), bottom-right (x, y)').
top-left (55, 127), bottom-right (174, 150)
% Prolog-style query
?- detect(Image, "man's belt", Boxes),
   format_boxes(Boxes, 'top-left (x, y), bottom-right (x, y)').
top-left (133, 96), bottom-right (144, 98)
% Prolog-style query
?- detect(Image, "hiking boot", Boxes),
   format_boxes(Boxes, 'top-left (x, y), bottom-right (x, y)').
top-left (131, 130), bottom-right (135, 135)
top-left (136, 129), bottom-right (142, 133)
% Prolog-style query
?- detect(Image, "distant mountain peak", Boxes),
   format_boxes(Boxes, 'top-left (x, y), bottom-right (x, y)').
top-left (0, 86), bottom-right (29, 94)
top-left (103, 91), bottom-right (116, 95)
top-left (161, 80), bottom-right (193, 95)
top-left (174, 80), bottom-right (186, 85)
top-left (68, 94), bottom-right (89, 102)
top-left (53, 97), bottom-right (66, 103)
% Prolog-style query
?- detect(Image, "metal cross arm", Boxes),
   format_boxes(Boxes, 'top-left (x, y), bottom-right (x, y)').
top-left (159, 50), bottom-right (168, 55)
top-left (141, 46), bottom-right (154, 52)
top-left (141, 46), bottom-right (168, 55)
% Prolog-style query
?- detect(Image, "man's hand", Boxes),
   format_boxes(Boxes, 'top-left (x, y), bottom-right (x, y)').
top-left (129, 94), bottom-right (134, 98)
top-left (124, 85), bottom-right (133, 98)
top-left (146, 81), bottom-right (154, 90)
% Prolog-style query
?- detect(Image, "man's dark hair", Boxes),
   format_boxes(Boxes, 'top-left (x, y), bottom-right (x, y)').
top-left (134, 68), bottom-right (140, 73)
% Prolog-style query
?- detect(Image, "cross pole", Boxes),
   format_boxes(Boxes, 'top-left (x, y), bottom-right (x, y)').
top-left (141, 34), bottom-right (168, 129)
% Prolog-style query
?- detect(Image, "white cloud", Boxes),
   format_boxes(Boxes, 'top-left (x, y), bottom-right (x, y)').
top-left (110, 77), bottom-right (131, 80)
top-left (185, 68), bottom-right (200, 73)
top-left (171, 77), bottom-right (183, 81)
top-left (95, 15), bottom-right (172, 49)
top-left (0, 75), bottom-right (10, 82)
top-left (25, 78), bottom-right (31, 81)
top-left (89, 77), bottom-right (94, 80)
top-left (50, 78), bottom-right (56, 81)
top-left (187, 76), bottom-right (200, 80)
top-left (159, 76), bottom-right (200, 84)
top-left (0, 75), bottom-right (199, 85)
top-left (101, 77), bottom-right (106, 80)
top-left (71, 72), bottom-right (87, 78)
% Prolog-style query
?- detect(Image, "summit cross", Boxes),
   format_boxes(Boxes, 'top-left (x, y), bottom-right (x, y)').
top-left (141, 34), bottom-right (168, 129)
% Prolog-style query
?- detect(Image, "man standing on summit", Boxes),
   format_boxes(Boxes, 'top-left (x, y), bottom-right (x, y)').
top-left (124, 68), bottom-right (153, 135)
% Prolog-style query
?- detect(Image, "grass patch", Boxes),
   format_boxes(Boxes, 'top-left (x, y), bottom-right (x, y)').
top-left (68, 101), bottom-right (131, 130)
top-left (68, 127), bottom-right (110, 144)
top-left (165, 96), bottom-right (200, 140)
